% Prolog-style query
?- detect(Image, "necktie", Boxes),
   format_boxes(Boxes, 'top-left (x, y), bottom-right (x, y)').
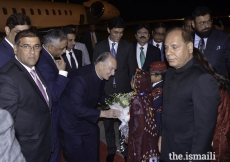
top-left (140, 47), bottom-right (145, 68)
top-left (156, 44), bottom-right (160, 48)
top-left (91, 32), bottom-right (95, 49)
top-left (30, 69), bottom-right (49, 106)
top-left (198, 38), bottom-right (205, 54)
top-left (110, 42), bottom-right (116, 57)
top-left (110, 42), bottom-right (116, 87)
top-left (69, 52), bottom-right (77, 69)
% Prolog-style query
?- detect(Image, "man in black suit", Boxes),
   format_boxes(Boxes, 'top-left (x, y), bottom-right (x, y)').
top-left (148, 23), bottom-right (167, 62)
top-left (159, 27), bottom-right (220, 161)
top-left (93, 17), bottom-right (137, 162)
top-left (62, 28), bottom-right (82, 72)
top-left (0, 13), bottom-right (31, 68)
top-left (191, 6), bottom-right (230, 78)
top-left (0, 29), bottom-right (53, 162)
top-left (60, 52), bottom-right (121, 162)
top-left (134, 24), bottom-right (161, 71)
top-left (83, 24), bottom-right (100, 62)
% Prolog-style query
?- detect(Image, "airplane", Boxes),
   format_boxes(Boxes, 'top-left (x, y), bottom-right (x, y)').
top-left (0, 0), bottom-right (120, 32)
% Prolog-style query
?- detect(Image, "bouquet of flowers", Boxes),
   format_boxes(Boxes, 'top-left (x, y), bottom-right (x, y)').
top-left (105, 92), bottom-right (134, 138)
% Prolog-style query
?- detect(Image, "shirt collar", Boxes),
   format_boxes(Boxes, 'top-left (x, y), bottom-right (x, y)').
top-left (5, 37), bottom-right (14, 48)
top-left (137, 43), bottom-right (148, 49)
top-left (42, 45), bottom-right (54, 60)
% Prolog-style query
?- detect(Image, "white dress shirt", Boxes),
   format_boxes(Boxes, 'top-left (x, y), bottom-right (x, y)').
top-left (152, 40), bottom-right (163, 50)
top-left (108, 37), bottom-right (119, 54)
top-left (66, 49), bottom-right (78, 68)
top-left (194, 34), bottom-right (208, 49)
top-left (15, 55), bottom-right (49, 102)
top-left (91, 32), bottom-right (97, 43)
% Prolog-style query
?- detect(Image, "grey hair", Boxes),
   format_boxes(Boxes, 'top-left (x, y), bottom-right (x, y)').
top-left (94, 52), bottom-right (114, 64)
top-left (43, 29), bottom-right (67, 46)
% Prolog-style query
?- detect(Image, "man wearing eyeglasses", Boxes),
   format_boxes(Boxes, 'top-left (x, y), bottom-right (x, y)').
top-left (0, 29), bottom-right (53, 162)
top-left (148, 23), bottom-right (167, 63)
top-left (0, 13), bottom-right (31, 68)
top-left (134, 24), bottom-right (161, 71)
top-left (191, 6), bottom-right (230, 78)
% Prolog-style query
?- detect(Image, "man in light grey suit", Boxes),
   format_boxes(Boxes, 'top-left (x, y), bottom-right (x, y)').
top-left (0, 108), bottom-right (26, 162)
top-left (74, 42), bottom-right (91, 66)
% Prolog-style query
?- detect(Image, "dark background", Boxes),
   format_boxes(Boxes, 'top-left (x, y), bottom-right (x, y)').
top-left (56, 0), bottom-right (230, 21)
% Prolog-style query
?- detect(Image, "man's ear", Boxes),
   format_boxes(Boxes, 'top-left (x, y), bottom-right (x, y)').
top-left (107, 27), bottom-right (110, 34)
top-left (191, 20), bottom-right (195, 28)
top-left (187, 42), bottom-right (193, 54)
top-left (5, 26), bottom-right (10, 36)
top-left (135, 34), bottom-right (138, 40)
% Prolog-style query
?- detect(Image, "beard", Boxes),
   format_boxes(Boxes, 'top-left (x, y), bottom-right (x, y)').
top-left (195, 27), bottom-right (212, 38)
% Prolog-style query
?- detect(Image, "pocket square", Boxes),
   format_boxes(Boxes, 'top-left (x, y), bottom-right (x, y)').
top-left (216, 46), bottom-right (221, 50)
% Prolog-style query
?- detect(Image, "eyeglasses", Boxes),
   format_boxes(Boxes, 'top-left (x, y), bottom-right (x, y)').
top-left (19, 44), bottom-right (41, 52)
top-left (195, 20), bottom-right (213, 26)
top-left (154, 32), bottom-right (165, 37)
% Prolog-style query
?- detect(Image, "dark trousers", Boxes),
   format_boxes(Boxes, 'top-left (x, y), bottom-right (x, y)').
top-left (64, 125), bottom-right (100, 162)
top-left (49, 109), bottom-right (61, 162)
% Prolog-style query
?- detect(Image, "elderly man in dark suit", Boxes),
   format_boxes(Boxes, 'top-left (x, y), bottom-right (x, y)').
top-left (0, 29), bottom-right (53, 162)
top-left (93, 17), bottom-right (137, 162)
top-left (134, 24), bottom-right (161, 71)
top-left (59, 52), bottom-right (121, 162)
top-left (36, 29), bottom-right (70, 162)
top-left (159, 27), bottom-right (220, 161)
top-left (191, 6), bottom-right (230, 78)
top-left (0, 13), bottom-right (31, 68)
top-left (62, 27), bottom-right (82, 72)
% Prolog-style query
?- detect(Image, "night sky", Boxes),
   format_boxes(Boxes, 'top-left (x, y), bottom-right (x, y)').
top-left (58, 0), bottom-right (230, 21)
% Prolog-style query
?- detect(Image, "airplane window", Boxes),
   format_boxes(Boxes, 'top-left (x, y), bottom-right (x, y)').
top-left (69, 10), bottom-right (72, 16)
top-left (58, 10), bottom-right (61, 15)
top-left (2, 7), bottom-right (7, 15)
top-left (52, 10), bottom-right (56, 15)
top-left (64, 10), bottom-right (67, 15)
top-left (30, 9), bottom-right (34, 15)
top-left (45, 9), bottom-right (49, 15)
top-left (21, 8), bottom-right (26, 15)
top-left (12, 8), bottom-right (17, 14)
top-left (37, 9), bottom-right (41, 15)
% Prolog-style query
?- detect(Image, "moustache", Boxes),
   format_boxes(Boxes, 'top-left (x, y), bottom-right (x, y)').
top-left (140, 36), bottom-right (146, 39)
top-left (202, 28), bottom-right (211, 31)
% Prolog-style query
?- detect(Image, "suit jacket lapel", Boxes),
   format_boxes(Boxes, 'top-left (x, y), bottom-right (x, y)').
top-left (73, 49), bottom-right (82, 67)
top-left (62, 53), bottom-right (71, 71)
top-left (13, 59), bottom-right (51, 110)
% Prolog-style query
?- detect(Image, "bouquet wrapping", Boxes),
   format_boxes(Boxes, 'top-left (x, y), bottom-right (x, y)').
top-left (105, 92), bottom-right (134, 138)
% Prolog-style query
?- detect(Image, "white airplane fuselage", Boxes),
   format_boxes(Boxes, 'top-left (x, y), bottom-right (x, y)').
top-left (0, 0), bottom-right (120, 31)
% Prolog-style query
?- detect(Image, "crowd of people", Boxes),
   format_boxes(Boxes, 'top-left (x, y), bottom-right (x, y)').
top-left (0, 6), bottom-right (229, 162)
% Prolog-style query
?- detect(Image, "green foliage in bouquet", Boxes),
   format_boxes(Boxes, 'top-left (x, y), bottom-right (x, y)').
top-left (105, 92), bottom-right (134, 109)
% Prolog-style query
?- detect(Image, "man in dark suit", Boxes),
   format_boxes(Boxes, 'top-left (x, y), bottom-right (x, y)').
top-left (83, 24), bottom-right (100, 62)
top-left (0, 29), bottom-right (53, 162)
top-left (191, 6), bottom-right (230, 78)
top-left (36, 29), bottom-right (70, 162)
top-left (60, 52), bottom-right (121, 162)
top-left (93, 17), bottom-right (137, 162)
top-left (0, 13), bottom-right (31, 68)
top-left (62, 28), bottom-right (82, 72)
top-left (159, 27), bottom-right (220, 161)
top-left (148, 23), bottom-right (167, 62)
top-left (134, 24), bottom-right (161, 71)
